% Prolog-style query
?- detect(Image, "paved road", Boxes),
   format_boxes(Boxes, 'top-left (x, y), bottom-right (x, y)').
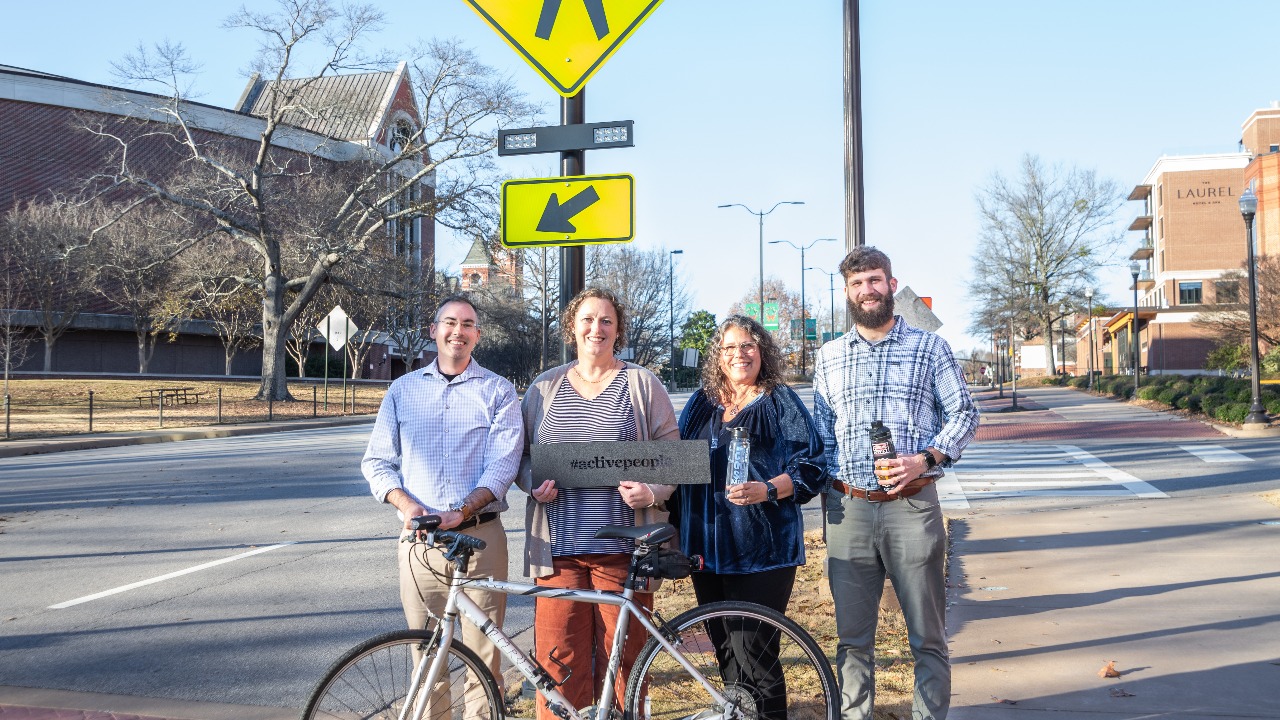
top-left (3, 383), bottom-right (1277, 719)
top-left (0, 426), bottom-right (483, 711)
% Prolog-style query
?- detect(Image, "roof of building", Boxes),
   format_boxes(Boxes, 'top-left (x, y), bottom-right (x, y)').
top-left (461, 236), bottom-right (493, 268)
top-left (237, 65), bottom-right (404, 142)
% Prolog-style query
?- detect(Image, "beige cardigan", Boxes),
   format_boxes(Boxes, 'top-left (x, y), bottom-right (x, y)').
top-left (516, 361), bottom-right (680, 579)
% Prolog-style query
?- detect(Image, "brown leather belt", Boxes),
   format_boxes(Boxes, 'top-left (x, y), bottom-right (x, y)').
top-left (831, 477), bottom-right (935, 502)
top-left (455, 511), bottom-right (500, 531)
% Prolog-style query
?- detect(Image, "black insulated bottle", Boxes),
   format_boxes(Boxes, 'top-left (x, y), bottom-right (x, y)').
top-left (870, 421), bottom-right (896, 486)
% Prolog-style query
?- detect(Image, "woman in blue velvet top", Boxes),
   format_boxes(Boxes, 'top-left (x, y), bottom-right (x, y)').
top-left (670, 314), bottom-right (826, 719)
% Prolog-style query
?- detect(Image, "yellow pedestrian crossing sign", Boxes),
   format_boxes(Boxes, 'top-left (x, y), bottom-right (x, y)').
top-left (464, 0), bottom-right (664, 97)
top-left (501, 174), bottom-right (634, 248)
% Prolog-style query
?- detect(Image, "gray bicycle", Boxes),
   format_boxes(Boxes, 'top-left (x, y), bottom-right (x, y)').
top-left (302, 518), bottom-right (837, 720)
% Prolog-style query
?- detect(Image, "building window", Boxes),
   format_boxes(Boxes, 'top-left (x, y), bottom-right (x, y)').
top-left (1178, 281), bottom-right (1202, 305)
top-left (389, 121), bottom-right (413, 153)
top-left (1157, 183), bottom-right (1163, 206)
top-left (1214, 279), bottom-right (1240, 304)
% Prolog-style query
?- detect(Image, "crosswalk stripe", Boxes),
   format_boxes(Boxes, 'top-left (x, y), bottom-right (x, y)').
top-left (1177, 444), bottom-right (1252, 463)
top-left (944, 443), bottom-right (1168, 508)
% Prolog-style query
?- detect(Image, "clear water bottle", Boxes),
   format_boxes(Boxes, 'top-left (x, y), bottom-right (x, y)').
top-left (726, 426), bottom-right (751, 485)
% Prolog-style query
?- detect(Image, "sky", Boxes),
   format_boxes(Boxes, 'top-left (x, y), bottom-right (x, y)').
top-left (5, 0), bottom-right (1279, 353)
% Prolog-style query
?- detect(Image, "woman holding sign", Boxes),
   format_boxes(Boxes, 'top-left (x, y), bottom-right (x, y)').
top-left (517, 286), bottom-right (679, 720)
top-left (668, 314), bottom-right (827, 720)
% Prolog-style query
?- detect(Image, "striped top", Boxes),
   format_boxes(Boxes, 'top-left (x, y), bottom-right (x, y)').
top-left (539, 373), bottom-right (638, 555)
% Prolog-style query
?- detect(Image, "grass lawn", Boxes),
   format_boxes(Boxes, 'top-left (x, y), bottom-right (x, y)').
top-left (0, 377), bottom-right (385, 439)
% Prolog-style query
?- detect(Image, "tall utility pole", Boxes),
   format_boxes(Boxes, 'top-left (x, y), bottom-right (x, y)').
top-left (844, 0), bottom-right (866, 252)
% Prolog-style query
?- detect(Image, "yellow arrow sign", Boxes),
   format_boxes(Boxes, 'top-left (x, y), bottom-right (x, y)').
top-left (464, 0), bottom-right (664, 97)
top-left (501, 174), bottom-right (634, 248)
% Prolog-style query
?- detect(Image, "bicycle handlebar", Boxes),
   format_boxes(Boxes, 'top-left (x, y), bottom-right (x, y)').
top-left (408, 515), bottom-right (488, 552)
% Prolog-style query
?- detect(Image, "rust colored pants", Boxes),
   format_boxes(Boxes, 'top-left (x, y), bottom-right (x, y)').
top-left (534, 553), bottom-right (653, 720)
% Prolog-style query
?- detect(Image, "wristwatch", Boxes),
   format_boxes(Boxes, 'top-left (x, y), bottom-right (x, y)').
top-left (919, 451), bottom-right (938, 471)
top-left (450, 501), bottom-right (473, 522)
top-left (763, 480), bottom-right (778, 502)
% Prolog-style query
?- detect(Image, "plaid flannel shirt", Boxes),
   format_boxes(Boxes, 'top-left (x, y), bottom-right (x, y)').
top-left (813, 317), bottom-right (979, 491)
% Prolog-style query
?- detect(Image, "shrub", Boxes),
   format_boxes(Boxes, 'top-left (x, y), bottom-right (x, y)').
top-left (1155, 388), bottom-right (1182, 406)
top-left (1266, 397), bottom-right (1280, 416)
top-left (1193, 375), bottom-right (1229, 394)
top-left (1200, 393), bottom-right (1226, 416)
top-left (1137, 386), bottom-right (1162, 401)
top-left (1069, 376), bottom-right (1090, 389)
top-left (1178, 393), bottom-right (1203, 413)
top-left (1214, 402), bottom-right (1250, 424)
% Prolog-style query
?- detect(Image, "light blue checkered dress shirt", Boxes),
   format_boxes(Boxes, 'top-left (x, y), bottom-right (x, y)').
top-left (813, 317), bottom-right (979, 491)
top-left (362, 359), bottom-right (523, 516)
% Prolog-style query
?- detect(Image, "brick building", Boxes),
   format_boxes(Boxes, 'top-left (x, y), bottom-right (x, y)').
top-left (1, 63), bottom-right (433, 377)
top-left (1105, 148), bottom-right (1254, 376)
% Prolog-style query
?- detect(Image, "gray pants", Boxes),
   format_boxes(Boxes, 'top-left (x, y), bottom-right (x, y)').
top-left (825, 484), bottom-right (949, 720)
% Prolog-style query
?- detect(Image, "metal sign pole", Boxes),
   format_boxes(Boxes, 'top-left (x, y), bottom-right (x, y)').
top-left (559, 90), bottom-right (586, 363)
top-left (323, 316), bottom-right (330, 411)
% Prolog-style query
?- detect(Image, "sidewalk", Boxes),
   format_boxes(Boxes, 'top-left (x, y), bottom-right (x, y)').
top-left (947, 385), bottom-right (1280, 718)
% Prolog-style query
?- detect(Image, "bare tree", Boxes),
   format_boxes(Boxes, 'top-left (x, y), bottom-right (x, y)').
top-left (90, 203), bottom-right (197, 373)
top-left (285, 284), bottom-right (338, 377)
top-left (968, 154), bottom-right (1125, 369)
top-left (2, 202), bottom-right (99, 372)
top-left (0, 230), bottom-right (34, 395)
top-left (1194, 257), bottom-right (1279, 350)
top-left (729, 277), bottom-right (805, 373)
top-left (93, 0), bottom-right (539, 399)
top-left (177, 239), bottom-right (263, 375)
top-left (588, 245), bottom-right (691, 371)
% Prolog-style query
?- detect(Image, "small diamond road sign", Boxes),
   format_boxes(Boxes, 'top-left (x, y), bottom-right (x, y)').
top-left (319, 306), bottom-right (360, 351)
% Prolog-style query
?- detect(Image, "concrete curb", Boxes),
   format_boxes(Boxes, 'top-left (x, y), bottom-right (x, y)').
top-left (0, 685), bottom-right (296, 720)
top-left (0, 415), bottom-right (375, 459)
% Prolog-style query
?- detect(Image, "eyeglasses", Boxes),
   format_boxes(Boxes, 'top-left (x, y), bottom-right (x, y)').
top-left (438, 318), bottom-right (477, 331)
top-left (722, 342), bottom-right (759, 356)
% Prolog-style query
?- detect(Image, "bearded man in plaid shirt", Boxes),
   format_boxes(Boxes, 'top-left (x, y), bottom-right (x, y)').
top-left (813, 247), bottom-right (979, 720)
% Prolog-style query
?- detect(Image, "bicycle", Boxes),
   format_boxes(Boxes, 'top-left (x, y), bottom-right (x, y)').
top-left (302, 517), bottom-right (837, 720)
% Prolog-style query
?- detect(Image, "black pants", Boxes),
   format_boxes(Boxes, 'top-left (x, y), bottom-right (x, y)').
top-left (692, 567), bottom-right (797, 720)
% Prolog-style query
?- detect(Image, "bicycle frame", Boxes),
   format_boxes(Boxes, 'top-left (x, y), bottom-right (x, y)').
top-left (405, 546), bottom-right (736, 720)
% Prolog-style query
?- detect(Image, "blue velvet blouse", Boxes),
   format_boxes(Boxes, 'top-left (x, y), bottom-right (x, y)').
top-left (669, 385), bottom-right (827, 574)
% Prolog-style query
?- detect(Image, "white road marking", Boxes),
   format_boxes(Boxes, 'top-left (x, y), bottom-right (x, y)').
top-left (1177, 444), bottom-right (1253, 463)
top-left (945, 444), bottom-right (1168, 509)
top-left (48, 542), bottom-right (297, 609)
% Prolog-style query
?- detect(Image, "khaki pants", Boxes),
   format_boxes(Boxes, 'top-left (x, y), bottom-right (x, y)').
top-left (399, 518), bottom-right (508, 719)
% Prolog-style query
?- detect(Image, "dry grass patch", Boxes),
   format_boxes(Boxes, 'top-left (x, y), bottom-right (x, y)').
top-left (1, 377), bottom-right (384, 439)
top-left (652, 529), bottom-right (913, 720)
top-left (1263, 491), bottom-right (1280, 510)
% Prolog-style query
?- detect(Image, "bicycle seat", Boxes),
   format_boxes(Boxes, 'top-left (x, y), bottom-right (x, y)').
top-left (596, 523), bottom-right (676, 545)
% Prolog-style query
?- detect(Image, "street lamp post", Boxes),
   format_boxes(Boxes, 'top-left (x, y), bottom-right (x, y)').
top-left (1059, 302), bottom-right (1068, 376)
top-left (718, 201), bottom-right (804, 324)
top-left (770, 238), bottom-right (835, 376)
top-left (806, 267), bottom-right (841, 345)
top-left (1085, 288), bottom-right (1096, 390)
top-left (668, 249), bottom-right (683, 391)
top-left (1130, 261), bottom-right (1141, 396)
top-left (1237, 187), bottom-right (1270, 425)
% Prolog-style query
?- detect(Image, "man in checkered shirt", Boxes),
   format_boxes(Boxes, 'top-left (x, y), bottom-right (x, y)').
top-left (813, 247), bottom-right (978, 720)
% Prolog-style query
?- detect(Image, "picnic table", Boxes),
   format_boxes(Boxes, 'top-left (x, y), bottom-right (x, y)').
top-left (137, 387), bottom-right (205, 407)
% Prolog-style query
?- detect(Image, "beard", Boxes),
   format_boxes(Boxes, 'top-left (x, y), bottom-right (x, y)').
top-left (847, 290), bottom-right (895, 329)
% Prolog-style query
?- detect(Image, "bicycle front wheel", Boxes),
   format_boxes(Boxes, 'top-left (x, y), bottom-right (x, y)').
top-left (302, 629), bottom-right (504, 720)
top-left (624, 601), bottom-right (837, 720)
